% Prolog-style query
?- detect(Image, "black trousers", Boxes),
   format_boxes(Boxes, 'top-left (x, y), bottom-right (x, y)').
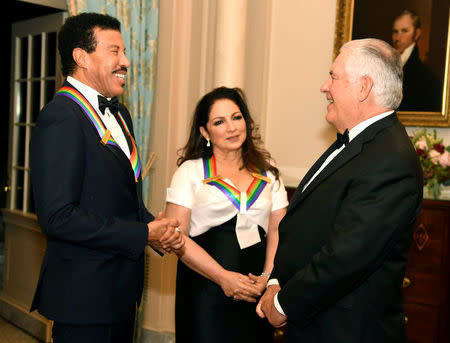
top-left (52, 311), bottom-right (135, 343)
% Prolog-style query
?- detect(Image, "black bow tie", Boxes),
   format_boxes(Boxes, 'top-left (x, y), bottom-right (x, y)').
top-left (98, 95), bottom-right (119, 115)
top-left (336, 129), bottom-right (349, 149)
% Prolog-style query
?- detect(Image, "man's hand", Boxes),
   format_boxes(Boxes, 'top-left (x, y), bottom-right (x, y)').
top-left (147, 212), bottom-right (184, 253)
top-left (256, 284), bottom-right (287, 328)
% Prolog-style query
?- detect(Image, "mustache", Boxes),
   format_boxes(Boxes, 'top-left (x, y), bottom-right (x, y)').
top-left (113, 67), bottom-right (128, 73)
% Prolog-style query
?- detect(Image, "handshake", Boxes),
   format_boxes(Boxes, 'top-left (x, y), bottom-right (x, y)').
top-left (147, 212), bottom-right (185, 254)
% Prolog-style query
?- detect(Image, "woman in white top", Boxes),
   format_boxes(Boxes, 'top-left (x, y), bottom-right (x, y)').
top-left (166, 87), bottom-right (288, 343)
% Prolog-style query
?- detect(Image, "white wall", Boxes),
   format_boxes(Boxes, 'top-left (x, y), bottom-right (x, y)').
top-left (406, 127), bottom-right (450, 143)
top-left (264, 0), bottom-right (337, 187)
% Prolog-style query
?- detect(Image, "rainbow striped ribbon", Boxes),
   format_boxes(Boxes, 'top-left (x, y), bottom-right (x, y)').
top-left (202, 155), bottom-right (269, 211)
top-left (55, 86), bottom-right (141, 182)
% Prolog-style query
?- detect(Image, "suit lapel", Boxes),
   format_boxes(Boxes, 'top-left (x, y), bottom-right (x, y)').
top-left (288, 114), bottom-right (398, 212)
top-left (101, 110), bottom-right (139, 183)
top-left (61, 81), bottom-right (137, 183)
top-left (112, 110), bottom-right (134, 156)
top-left (104, 138), bottom-right (136, 182)
top-left (297, 141), bottom-right (362, 203)
top-left (288, 142), bottom-right (339, 210)
top-left (110, 110), bottom-right (145, 204)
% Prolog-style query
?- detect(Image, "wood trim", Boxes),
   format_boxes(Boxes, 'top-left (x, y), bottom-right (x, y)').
top-left (1, 209), bottom-right (40, 233)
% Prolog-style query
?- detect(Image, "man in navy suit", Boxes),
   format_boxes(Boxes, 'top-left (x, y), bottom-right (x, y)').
top-left (392, 9), bottom-right (441, 111)
top-left (30, 13), bottom-right (184, 343)
top-left (257, 38), bottom-right (423, 342)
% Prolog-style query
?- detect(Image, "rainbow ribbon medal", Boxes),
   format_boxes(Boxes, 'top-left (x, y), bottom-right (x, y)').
top-left (202, 155), bottom-right (270, 212)
top-left (55, 86), bottom-right (141, 182)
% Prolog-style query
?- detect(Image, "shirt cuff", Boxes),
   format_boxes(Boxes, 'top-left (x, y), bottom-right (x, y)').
top-left (274, 292), bottom-right (286, 316)
top-left (267, 278), bottom-right (279, 287)
top-left (267, 279), bottom-right (286, 316)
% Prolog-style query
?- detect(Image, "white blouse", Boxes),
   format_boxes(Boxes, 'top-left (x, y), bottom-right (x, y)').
top-left (166, 158), bottom-right (289, 249)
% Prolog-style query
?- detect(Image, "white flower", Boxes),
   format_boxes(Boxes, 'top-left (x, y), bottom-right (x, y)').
top-left (415, 137), bottom-right (428, 150)
top-left (438, 150), bottom-right (450, 168)
top-left (429, 149), bottom-right (441, 165)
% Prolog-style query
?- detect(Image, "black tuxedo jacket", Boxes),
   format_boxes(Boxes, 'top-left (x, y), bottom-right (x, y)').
top-left (273, 114), bottom-right (423, 342)
top-left (29, 81), bottom-right (154, 325)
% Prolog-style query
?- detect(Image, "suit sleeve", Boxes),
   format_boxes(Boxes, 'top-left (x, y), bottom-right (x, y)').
top-left (139, 198), bottom-right (155, 223)
top-left (276, 154), bottom-right (422, 324)
top-left (30, 100), bottom-right (148, 260)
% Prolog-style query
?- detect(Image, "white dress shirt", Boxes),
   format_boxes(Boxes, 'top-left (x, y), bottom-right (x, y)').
top-left (67, 76), bottom-right (130, 158)
top-left (271, 110), bottom-right (395, 316)
top-left (400, 43), bottom-right (415, 67)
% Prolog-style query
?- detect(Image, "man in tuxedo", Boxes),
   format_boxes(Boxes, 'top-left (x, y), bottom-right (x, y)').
top-left (392, 9), bottom-right (441, 111)
top-left (257, 38), bottom-right (423, 342)
top-left (30, 13), bottom-right (184, 343)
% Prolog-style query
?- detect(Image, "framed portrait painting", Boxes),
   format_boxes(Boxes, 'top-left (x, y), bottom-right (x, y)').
top-left (334, 0), bottom-right (450, 127)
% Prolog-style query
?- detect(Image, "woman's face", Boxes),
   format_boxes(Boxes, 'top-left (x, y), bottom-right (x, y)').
top-left (200, 98), bottom-right (247, 154)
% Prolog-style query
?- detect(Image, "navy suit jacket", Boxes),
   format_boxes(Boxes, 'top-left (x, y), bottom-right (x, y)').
top-left (272, 114), bottom-right (423, 342)
top-left (30, 81), bottom-right (154, 324)
top-left (398, 45), bottom-right (442, 112)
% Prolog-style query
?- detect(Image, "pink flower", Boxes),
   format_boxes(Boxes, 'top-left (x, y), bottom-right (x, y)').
top-left (438, 150), bottom-right (450, 167)
top-left (429, 149), bottom-right (441, 164)
top-left (415, 138), bottom-right (428, 150)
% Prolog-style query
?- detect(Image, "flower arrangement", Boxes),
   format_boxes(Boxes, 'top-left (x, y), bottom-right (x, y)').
top-left (410, 129), bottom-right (450, 198)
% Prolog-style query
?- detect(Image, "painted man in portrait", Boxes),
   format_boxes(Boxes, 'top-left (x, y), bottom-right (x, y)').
top-left (392, 9), bottom-right (442, 112)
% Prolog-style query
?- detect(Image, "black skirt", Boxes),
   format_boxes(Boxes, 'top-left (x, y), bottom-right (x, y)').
top-left (175, 216), bottom-right (274, 343)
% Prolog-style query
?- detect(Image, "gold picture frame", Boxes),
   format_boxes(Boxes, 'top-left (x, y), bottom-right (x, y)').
top-left (333, 0), bottom-right (450, 127)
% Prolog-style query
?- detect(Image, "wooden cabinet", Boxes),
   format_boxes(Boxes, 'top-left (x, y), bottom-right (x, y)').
top-left (403, 199), bottom-right (449, 343)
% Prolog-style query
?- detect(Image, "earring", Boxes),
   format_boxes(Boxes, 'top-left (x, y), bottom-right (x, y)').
top-left (206, 139), bottom-right (211, 147)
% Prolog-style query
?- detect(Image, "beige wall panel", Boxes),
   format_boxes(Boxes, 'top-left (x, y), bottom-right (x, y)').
top-left (264, 0), bottom-right (338, 187)
top-left (145, 0), bottom-right (215, 334)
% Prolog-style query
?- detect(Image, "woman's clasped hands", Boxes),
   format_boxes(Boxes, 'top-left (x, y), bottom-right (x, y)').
top-left (219, 270), bottom-right (270, 303)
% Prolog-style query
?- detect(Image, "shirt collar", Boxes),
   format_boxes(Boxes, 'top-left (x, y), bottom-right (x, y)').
top-left (67, 76), bottom-right (106, 110)
top-left (400, 43), bottom-right (415, 67)
top-left (348, 110), bottom-right (394, 142)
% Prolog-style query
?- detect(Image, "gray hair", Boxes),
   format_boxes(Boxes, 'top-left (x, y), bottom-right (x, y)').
top-left (340, 38), bottom-right (403, 109)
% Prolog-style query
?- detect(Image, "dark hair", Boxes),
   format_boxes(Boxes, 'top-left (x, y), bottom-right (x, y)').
top-left (394, 9), bottom-right (421, 30)
top-left (58, 12), bottom-right (121, 76)
top-left (177, 86), bottom-right (280, 180)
